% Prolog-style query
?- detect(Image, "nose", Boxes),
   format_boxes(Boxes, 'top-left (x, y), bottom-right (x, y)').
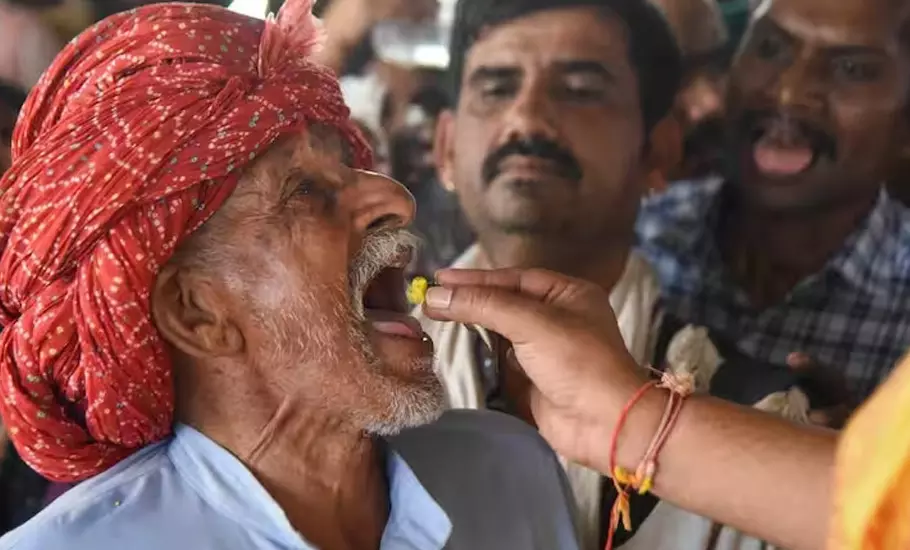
top-left (348, 170), bottom-right (416, 233)
top-left (770, 55), bottom-right (824, 112)
top-left (678, 74), bottom-right (725, 127)
top-left (500, 79), bottom-right (559, 143)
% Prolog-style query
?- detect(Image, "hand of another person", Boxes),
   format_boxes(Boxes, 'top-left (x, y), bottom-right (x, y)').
top-left (787, 352), bottom-right (855, 429)
top-left (422, 268), bottom-right (648, 473)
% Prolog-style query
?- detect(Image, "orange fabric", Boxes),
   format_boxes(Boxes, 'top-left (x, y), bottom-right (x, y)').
top-left (0, 1), bottom-right (370, 482)
top-left (830, 354), bottom-right (910, 549)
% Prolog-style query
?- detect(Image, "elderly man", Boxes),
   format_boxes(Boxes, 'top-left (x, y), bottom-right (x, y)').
top-left (0, 2), bottom-right (580, 549)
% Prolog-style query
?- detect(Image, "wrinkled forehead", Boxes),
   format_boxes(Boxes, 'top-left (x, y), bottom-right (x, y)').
top-left (285, 125), bottom-right (354, 166)
top-left (756, 0), bottom-right (908, 52)
top-left (234, 126), bottom-right (355, 195)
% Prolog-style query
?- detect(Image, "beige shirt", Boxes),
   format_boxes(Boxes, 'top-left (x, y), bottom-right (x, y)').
top-left (416, 244), bottom-right (663, 550)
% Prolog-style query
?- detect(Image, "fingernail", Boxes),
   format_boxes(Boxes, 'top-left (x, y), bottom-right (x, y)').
top-left (425, 287), bottom-right (452, 309)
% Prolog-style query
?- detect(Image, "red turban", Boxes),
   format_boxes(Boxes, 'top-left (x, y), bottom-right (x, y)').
top-left (0, 0), bottom-right (371, 482)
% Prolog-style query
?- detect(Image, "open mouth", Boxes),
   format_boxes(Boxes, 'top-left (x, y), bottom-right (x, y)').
top-left (358, 250), bottom-right (425, 340)
top-left (747, 113), bottom-right (835, 178)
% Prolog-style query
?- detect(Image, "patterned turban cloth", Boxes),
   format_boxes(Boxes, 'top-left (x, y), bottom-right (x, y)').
top-left (0, 0), bottom-right (371, 482)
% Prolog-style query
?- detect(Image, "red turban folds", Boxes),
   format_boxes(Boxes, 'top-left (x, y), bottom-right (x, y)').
top-left (0, 0), bottom-right (371, 482)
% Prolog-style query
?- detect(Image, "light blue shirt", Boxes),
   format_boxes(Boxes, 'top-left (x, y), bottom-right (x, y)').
top-left (0, 410), bottom-right (580, 550)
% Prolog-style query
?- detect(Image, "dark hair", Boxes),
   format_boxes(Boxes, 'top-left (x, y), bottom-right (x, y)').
top-left (411, 85), bottom-right (451, 118)
top-left (0, 81), bottom-right (27, 113)
top-left (447, 0), bottom-right (683, 131)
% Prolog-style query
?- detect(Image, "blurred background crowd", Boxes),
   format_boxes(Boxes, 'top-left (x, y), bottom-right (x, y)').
top-left (2, 0), bottom-right (909, 543)
top-left (0, 0), bottom-right (761, 288)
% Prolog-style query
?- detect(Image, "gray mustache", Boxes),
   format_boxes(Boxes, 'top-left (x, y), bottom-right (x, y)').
top-left (349, 229), bottom-right (420, 319)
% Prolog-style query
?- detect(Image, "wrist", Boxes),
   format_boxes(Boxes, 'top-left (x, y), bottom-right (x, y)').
top-left (587, 373), bottom-right (666, 475)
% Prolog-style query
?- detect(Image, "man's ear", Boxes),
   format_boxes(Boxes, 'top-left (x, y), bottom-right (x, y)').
top-left (434, 109), bottom-right (457, 193)
top-left (642, 115), bottom-right (683, 195)
top-left (151, 265), bottom-right (244, 359)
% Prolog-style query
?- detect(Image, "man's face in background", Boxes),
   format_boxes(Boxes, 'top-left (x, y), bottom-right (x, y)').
top-left (724, 0), bottom-right (910, 214)
top-left (652, 0), bottom-right (731, 180)
top-left (436, 7), bottom-right (653, 261)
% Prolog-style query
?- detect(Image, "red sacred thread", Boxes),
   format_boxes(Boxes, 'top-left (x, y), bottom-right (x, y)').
top-left (604, 369), bottom-right (694, 550)
top-left (605, 380), bottom-right (659, 550)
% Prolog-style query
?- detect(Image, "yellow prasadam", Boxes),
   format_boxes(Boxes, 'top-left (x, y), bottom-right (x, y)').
top-left (407, 277), bottom-right (430, 306)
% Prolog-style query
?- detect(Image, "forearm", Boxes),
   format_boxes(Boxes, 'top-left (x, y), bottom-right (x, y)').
top-left (315, 4), bottom-right (365, 74)
top-left (316, 39), bottom-right (356, 75)
top-left (614, 391), bottom-right (836, 550)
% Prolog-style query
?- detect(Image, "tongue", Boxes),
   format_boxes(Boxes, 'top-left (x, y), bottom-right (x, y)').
top-left (753, 142), bottom-right (814, 177)
top-left (366, 310), bottom-right (424, 339)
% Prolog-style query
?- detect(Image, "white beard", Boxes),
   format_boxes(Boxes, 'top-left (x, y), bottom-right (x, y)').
top-left (244, 232), bottom-right (444, 437)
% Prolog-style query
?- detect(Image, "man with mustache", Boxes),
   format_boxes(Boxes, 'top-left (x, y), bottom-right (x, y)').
top-left (638, 0), bottom-right (910, 411)
top-left (0, 2), bottom-right (582, 549)
top-left (419, 0), bottom-right (682, 547)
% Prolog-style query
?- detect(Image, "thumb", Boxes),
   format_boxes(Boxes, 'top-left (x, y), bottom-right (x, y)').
top-left (431, 268), bottom-right (605, 319)
top-left (423, 285), bottom-right (561, 347)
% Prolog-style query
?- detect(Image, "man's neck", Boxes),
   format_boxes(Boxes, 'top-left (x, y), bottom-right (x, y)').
top-left (179, 383), bottom-right (389, 550)
top-left (722, 191), bottom-right (879, 308)
top-left (479, 233), bottom-right (630, 294)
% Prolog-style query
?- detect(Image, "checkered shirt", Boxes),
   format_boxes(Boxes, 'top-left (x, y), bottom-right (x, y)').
top-left (636, 177), bottom-right (910, 400)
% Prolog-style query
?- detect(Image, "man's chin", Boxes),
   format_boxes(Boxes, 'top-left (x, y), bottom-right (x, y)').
top-left (361, 371), bottom-right (447, 437)
top-left (357, 333), bottom-right (446, 436)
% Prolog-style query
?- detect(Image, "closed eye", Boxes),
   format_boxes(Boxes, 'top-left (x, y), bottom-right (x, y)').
top-left (468, 66), bottom-right (522, 105)
top-left (479, 79), bottom-right (518, 101)
top-left (559, 74), bottom-right (607, 102)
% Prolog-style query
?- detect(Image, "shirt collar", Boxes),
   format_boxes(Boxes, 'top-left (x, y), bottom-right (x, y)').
top-left (168, 424), bottom-right (452, 549)
top-left (382, 448), bottom-right (453, 548)
top-left (694, 182), bottom-right (905, 299)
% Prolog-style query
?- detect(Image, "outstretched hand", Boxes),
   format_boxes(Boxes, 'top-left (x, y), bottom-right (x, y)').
top-left (422, 268), bottom-right (647, 472)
